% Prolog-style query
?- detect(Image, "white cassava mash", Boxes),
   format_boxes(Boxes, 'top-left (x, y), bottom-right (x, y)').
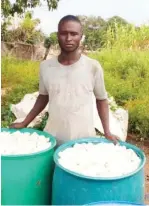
top-left (0, 131), bottom-right (51, 155)
top-left (58, 142), bottom-right (141, 178)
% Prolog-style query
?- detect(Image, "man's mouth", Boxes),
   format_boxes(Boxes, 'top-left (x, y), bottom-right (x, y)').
top-left (65, 44), bottom-right (74, 47)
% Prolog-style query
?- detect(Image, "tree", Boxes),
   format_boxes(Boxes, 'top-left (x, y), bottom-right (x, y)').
top-left (103, 16), bottom-right (130, 48)
top-left (107, 16), bottom-right (128, 26)
top-left (78, 15), bottom-right (129, 50)
top-left (43, 37), bottom-right (52, 60)
top-left (78, 15), bottom-right (106, 33)
top-left (49, 32), bottom-right (58, 45)
top-left (1, 17), bottom-right (12, 41)
top-left (84, 29), bottom-right (106, 50)
top-left (104, 16), bottom-right (128, 31)
top-left (43, 32), bottom-right (58, 60)
top-left (2, 11), bottom-right (44, 44)
top-left (1, 0), bottom-right (60, 17)
top-left (78, 15), bottom-right (106, 50)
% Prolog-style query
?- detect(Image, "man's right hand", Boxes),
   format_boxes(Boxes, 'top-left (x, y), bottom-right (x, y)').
top-left (9, 122), bottom-right (26, 129)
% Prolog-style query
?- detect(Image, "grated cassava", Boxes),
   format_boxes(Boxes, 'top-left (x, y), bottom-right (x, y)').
top-left (58, 142), bottom-right (141, 178)
top-left (0, 131), bottom-right (51, 155)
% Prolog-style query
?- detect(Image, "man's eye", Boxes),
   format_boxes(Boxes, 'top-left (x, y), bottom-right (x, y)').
top-left (71, 33), bottom-right (77, 36)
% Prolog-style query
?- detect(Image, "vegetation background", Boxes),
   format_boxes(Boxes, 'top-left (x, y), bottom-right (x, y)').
top-left (1, 0), bottom-right (149, 140)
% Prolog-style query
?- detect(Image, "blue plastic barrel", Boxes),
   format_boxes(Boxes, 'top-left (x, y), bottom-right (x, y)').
top-left (86, 200), bottom-right (146, 205)
top-left (52, 137), bottom-right (146, 205)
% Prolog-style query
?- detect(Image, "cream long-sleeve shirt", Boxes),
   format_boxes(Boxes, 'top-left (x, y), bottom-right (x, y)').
top-left (39, 54), bottom-right (108, 146)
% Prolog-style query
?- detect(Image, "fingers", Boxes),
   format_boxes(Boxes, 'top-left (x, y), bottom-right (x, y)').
top-left (9, 124), bottom-right (15, 128)
top-left (107, 134), bottom-right (119, 145)
top-left (113, 135), bottom-right (121, 145)
top-left (111, 136), bottom-right (118, 145)
top-left (9, 123), bottom-right (19, 129)
top-left (115, 135), bottom-right (120, 141)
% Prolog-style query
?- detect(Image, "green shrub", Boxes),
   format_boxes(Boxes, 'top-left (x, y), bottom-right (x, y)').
top-left (89, 49), bottom-right (149, 139)
top-left (126, 98), bottom-right (149, 140)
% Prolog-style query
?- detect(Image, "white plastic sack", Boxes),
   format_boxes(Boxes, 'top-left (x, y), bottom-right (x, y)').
top-left (93, 95), bottom-right (128, 141)
top-left (11, 92), bottom-right (128, 141)
top-left (11, 92), bottom-right (48, 127)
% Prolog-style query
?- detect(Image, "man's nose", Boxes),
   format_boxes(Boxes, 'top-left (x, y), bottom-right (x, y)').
top-left (66, 34), bottom-right (72, 41)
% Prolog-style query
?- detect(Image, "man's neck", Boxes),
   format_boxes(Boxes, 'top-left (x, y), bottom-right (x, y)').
top-left (58, 50), bottom-right (81, 66)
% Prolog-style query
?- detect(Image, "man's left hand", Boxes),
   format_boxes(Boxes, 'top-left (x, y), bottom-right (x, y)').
top-left (104, 132), bottom-right (120, 144)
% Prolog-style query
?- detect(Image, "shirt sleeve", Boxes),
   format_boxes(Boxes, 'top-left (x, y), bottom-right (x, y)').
top-left (39, 62), bottom-right (48, 95)
top-left (93, 60), bottom-right (108, 100)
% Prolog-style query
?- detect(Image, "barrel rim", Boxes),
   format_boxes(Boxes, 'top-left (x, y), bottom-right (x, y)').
top-left (1, 128), bottom-right (57, 159)
top-left (85, 200), bottom-right (145, 205)
top-left (54, 137), bottom-right (146, 181)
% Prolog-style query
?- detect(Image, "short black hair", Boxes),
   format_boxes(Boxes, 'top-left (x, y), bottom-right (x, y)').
top-left (58, 15), bottom-right (82, 29)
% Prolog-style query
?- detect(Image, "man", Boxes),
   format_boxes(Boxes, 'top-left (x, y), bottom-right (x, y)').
top-left (10, 15), bottom-right (118, 145)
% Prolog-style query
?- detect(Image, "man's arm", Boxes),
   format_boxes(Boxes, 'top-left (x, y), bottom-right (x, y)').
top-left (92, 60), bottom-right (119, 142)
top-left (96, 99), bottom-right (118, 142)
top-left (96, 99), bottom-right (110, 135)
top-left (10, 94), bottom-right (49, 128)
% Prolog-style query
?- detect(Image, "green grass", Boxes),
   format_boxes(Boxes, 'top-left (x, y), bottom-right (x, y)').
top-left (1, 56), bottom-right (40, 88)
top-left (1, 56), bottom-right (40, 127)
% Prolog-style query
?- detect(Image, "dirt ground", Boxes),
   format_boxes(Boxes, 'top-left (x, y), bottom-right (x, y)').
top-left (127, 137), bottom-right (149, 205)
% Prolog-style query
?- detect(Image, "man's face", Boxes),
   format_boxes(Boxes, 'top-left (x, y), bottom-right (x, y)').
top-left (58, 20), bottom-right (82, 52)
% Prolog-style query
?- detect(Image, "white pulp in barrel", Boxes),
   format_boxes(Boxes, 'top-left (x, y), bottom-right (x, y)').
top-left (58, 142), bottom-right (141, 177)
top-left (0, 131), bottom-right (51, 155)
